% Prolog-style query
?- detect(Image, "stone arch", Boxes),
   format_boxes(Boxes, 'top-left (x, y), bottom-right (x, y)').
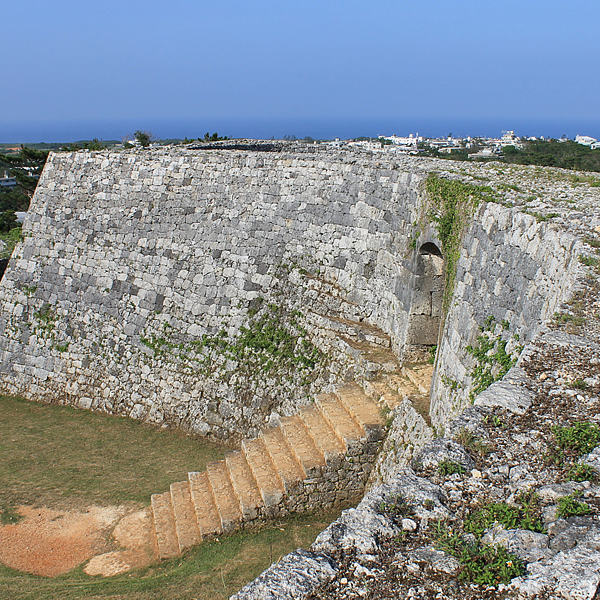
top-left (405, 242), bottom-right (445, 361)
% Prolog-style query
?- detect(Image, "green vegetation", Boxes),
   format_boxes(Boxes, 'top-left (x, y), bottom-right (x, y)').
top-left (459, 432), bottom-right (492, 456)
top-left (0, 227), bottom-right (24, 259)
top-left (551, 421), bottom-right (600, 459)
top-left (553, 312), bottom-right (586, 328)
top-left (423, 139), bottom-right (600, 173)
top-left (503, 140), bottom-right (600, 173)
top-left (465, 493), bottom-right (544, 538)
top-left (0, 394), bottom-right (231, 509)
top-left (454, 427), bottom-right (493, 457)
top-left (437, 459), bottom-right (466, 476)
top-left (379, 494), bottom-right (412, 521)
top-left (466, 316), bottom-right (523, 397)
top-left (436, 525), bottom-right (525, 587)
top-left (523, 210), bottom-right (560, 223)
top-left (424, 174), bottom-right (496, 311)
top-left (0, 145), bottom-right (49, 215)
top-left (483, 414), bottom-right (505, 428)
top-left (557, 492), bottom-right (591, 519)
top-left (567, 463), bottom-right (597, 482)
top-left (0, 509), bottom-right (338, 600)
top-left (0, 211), bottom-right (19, 233)
top-left (134, 130), bottom-right (156, 148)
top-left (427, 345), bottom-right (437, 365)
top-left (60, 138), bottom-right (108, 152)
top-left (579, 254), bottom-right (600, 268)
top-left (201, 132), bottom-right (229, 142)
top-left (141, 302), bottom-right (326, 389)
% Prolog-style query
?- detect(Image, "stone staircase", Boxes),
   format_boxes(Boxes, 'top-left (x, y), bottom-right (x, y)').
top-left (149, 380), bottom-right (386, 559)
top-left (147, 320), bottom-right (433, 560)
top-left (89, 276), bottom-right (435, 572)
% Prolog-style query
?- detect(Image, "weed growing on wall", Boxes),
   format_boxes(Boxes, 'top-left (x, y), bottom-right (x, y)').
top-left (425, 174), bottom-right (496, 311)
top-left (32, 303), bottom-right (58, 340)
top-left (465, 493), bottom-right (545, 537)
top-left (140, 301), bottom-right (326, 391)
top-left (466, 316), bottom-right (523, 398)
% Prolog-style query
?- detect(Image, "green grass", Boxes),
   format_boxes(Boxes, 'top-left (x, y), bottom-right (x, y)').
top-left (0, 395), bottom-right (232, 509)
top-left (0, 510), bottom-right (340, 600)
top-left (0, 395), bottom-right (345, 598)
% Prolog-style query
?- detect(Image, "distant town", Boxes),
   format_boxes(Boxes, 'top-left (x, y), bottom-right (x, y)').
top-left (340, 131), bottom-right (600, 156)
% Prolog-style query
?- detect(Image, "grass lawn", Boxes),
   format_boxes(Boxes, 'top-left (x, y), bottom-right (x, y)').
top-left (0, 510), bottom-right (339, 600)
top-left (0, 395), bottom-right (343, 598)
top-left (0, 395), bottom-right (233, 511)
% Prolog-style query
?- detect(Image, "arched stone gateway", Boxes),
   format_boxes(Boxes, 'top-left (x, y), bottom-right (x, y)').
top-left (405, 242), bottom-right (444, 362)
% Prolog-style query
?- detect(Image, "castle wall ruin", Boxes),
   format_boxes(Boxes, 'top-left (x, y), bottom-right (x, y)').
top-left (0, 146), bottom-right (581, 438)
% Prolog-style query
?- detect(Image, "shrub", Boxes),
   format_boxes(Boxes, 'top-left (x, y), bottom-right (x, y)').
top-left (557, 492), bottom-right (590, 519)
top-left (437, 459), bottom-right (466, 476)
top-left (567, 463), bottom-right (597, 482)
top-left (465, 493), bottom-right (544, 537)
top-left (552, 422), bottom-right (600, 458)
top-left (454, 427), bottom-right (493, 456)
top-left (436, 526), bottom-right (525, 586)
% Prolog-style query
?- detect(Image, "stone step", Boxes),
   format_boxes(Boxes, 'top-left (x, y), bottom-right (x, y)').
top-left (243, 437), bottom-right (285, 508)
top-left (402, 363), bottom-right (434, 395)
top-left (280, 415), bottom-right (326, 477)
top-left (188, 471), bottom-right (223, 538)
top-left (206, 461), bottom-right (243, 533)
top-left (150, 491), bottom-right (180, 559)
top-left (316, 393), bottom-right (364, 447)
top-left (299, 405), bottom-right (346, 463)
top-left (261, 427), bottom-right (305, 493)
top-left (170, 480), bottom-right (202, 551)
top-left (226, 451), bottom-right (264, 521)
top-left (362, 378), bottom-right (404, 410)
top-left (335, 382), bottom-right (385, 441)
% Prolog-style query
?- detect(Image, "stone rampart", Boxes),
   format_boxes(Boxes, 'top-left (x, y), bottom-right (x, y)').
top-left (0, 145), bottom-right (582, 440)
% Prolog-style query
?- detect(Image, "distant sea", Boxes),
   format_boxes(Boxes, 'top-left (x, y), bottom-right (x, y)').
top-left (2, 116), bottom-right (600, 144)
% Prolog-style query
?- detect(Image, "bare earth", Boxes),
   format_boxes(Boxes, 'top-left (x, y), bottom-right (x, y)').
top-left (0, 505), bottom-right (158, 577)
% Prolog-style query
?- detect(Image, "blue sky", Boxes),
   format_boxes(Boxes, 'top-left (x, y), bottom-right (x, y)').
top-left (2, 0), bottom-right (599, 141)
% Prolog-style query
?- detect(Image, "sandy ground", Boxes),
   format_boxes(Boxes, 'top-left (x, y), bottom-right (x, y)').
top-left (0, 504), bottom-right (158, 577)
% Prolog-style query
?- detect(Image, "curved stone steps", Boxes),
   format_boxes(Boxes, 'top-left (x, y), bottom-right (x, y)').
top-left (242, 437), bottom-right (285, 508)
top-left (207, 460), bottom-right (243, 534)
top-left (335, 382), bottom-right (386, 442)
top-left (298, 405), bottom-right (346, 463)
top-left (148, 382), bottom-right (385, 561)
top-left (226, 451), bottom-right (263, 521)
top-left (280, 415), bottom-right (326, 477)
top-left (316, 393), bottom-right (364, 448)
top-left (150, 491), bottom-right (179, 559)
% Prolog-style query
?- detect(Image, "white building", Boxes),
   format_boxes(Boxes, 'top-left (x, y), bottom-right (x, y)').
top-left (575, 135), bottom-right (598, 147)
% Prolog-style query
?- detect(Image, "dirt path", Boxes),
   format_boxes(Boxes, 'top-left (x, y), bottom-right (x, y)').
top-left (0, 504), bottom-right (158, 577)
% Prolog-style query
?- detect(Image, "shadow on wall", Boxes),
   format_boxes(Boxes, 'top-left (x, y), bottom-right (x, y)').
top-left (0, 258), bottom-right (8, 281)
top-left (405, 242), bottom-right (444, 362)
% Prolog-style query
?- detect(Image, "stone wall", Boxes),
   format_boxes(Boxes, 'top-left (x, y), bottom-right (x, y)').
top-left (430, 203), bottom-right (581, 427)
top-left (0, 147), bottom-right (425, 439)
top-left (0, 145), bottom-right (582, 441)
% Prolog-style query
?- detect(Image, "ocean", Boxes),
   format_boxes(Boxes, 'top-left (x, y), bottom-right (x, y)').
top-left (2, 116), bottom-right (600, 144)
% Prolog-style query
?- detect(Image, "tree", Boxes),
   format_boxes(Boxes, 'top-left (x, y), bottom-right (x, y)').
top-left (61, 138), bottom-right (107, 152)
top-left (201, 132), bottom-right (228, 142)
top-left (0, 210), bottom-right (18, 233)
top-left (134, 130), bottom-right (156, 147)
top-left (0, 145), bottom-right (49, 199)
